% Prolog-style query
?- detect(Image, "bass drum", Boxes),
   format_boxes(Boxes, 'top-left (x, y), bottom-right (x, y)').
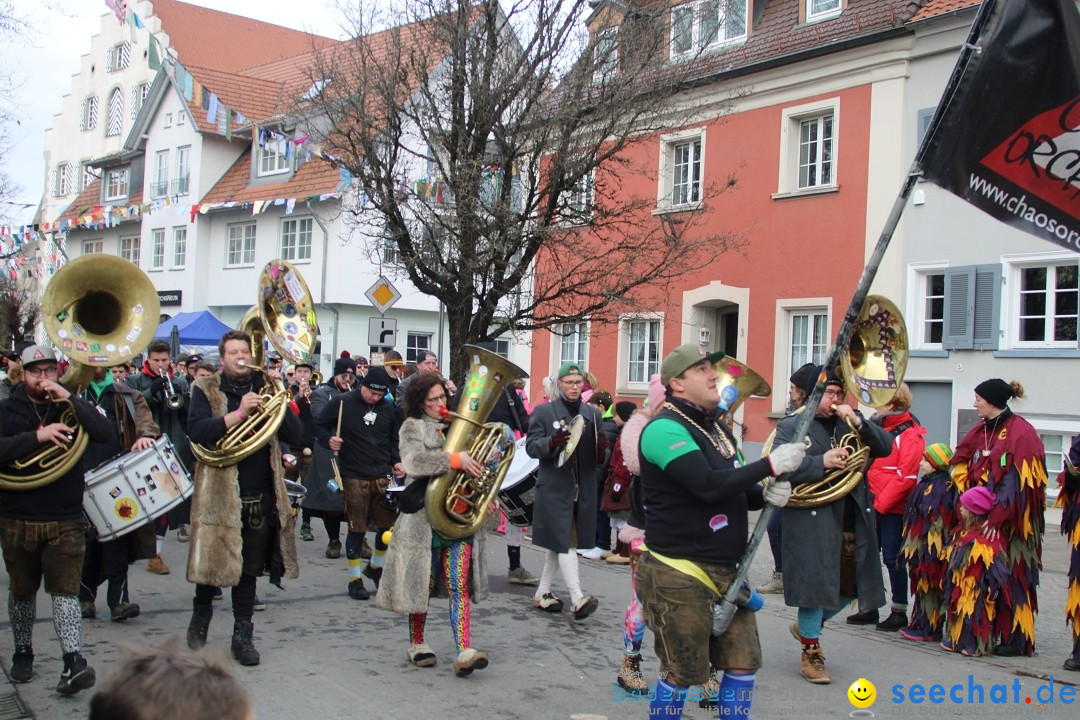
top-left (83, 436), bottom-right (193, 541)
top-left (497, 437), bottom-right (537, 527)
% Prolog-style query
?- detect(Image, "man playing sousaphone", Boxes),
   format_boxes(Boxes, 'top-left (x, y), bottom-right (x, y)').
top-left (0, 345), bottom-right (114, 694)
top-left (184, 330), bottom-right (303, 667)
top-left (773, 366), bottom-right (891, 684)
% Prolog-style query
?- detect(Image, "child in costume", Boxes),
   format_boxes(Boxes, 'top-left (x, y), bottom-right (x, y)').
top-left (1056, 435), bottom-right (1080, 672)
top-left (941, 486), bottom-right (1010, 657)
top-left (899, 443), bottom-right (958, 643)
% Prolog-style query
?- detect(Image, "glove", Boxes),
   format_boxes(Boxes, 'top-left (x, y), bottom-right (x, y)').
top-left (149, 377), bottom-right (167, 396)
top-left (549, 429), bottom-right (571, 450)
top-left (763, 479), bottom-right (793, 508)
top-left (768, 442), bottom-right (806, 476)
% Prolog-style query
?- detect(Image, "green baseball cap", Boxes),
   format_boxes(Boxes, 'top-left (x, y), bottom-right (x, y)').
top-left (557, 362), bottom-right (584, 379)
top-left (660, 344), bottom-right (724, 386)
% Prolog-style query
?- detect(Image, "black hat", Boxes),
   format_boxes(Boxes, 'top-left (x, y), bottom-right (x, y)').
top-left (614, 401), bottom-right (636, 422)
top-left (188, 354), bottom-right (202, 364)
top-left (176, 353), bottom-right (192, 364)
top-left (789, 363), bottom-right (816, 390)
top-left (974, 378), bottom-right (1014, 409)
top-left (333, 357), bottom-right (357, 376)
top-left (293, 362), bottom-right (314, 371)
top-left (361, 366), bottom-right (391, 392)
top-left (804, 365), bottom-right (844, 396)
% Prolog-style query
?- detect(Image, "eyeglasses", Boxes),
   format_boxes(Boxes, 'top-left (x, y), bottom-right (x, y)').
top-left (24, 365), bottom-right (59, 377)
top-left (822, 388), bottom-right (844, 398)
top-left (425, 394), bottom-right (447, 404)
top-left (560, 379), bottom-right (583, 386)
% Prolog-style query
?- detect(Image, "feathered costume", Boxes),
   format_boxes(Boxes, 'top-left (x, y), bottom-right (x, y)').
top-left (943, 523), bottom-right (1010, 656)
top-left (901, 469), bottom-right (958, 640)
top-left (951, 409), bottom-right (1046, 655)
top-left (1055, 435), bottom-right (1080, 666)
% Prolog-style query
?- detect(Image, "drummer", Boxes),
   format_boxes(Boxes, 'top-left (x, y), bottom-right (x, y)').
top-left (79, 365), bottom-right (162, 622)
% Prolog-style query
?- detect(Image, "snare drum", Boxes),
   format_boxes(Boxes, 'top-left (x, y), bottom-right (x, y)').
top-left (83, 436), bottom-right (193, 541)
top-left (497, 438), bottom-right (537, 527)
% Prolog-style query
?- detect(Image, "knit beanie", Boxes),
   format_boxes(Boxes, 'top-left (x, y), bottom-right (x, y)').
top-left (614, 401), bottom-right (636, 422)
top-left (974, 378), bottom-right (1013, 409)
top-left (923, 442), bottom-right (953, 472)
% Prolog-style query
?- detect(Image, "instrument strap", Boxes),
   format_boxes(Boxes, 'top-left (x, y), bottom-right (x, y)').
top-left (640, 544), bottom-right (721, 598)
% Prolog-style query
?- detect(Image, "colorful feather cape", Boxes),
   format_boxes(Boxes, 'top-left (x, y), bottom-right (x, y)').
top-left (902, 469), bottom-right (958, 637)
top-left (944, 526), bottom-right (1010, 657)
top-left (1055, 436), bottom-right (1080, 646)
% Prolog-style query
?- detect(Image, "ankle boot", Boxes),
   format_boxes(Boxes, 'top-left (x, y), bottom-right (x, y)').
top-left (231, 621), bottom-right (260, 666)
top-left (186, 602), bottom-right (213, 650)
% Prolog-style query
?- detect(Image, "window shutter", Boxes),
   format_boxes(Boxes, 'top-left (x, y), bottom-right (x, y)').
top-left (917, 107), bottom-right (936, 146)
top-left (107, 88), bottom-right (124, 136)
top-left (79, 99), bottom-right (87, 131)
top-left (105, 47), bottom-right (113, 73)
top-left (944, 266), bottom-right (975, 350)
top-left (130, 85), bottom-right (139, 120)
top-left (972, 264), bottom-right (1002, 350)
top-left (49, 166), bottom-right (58, 197)
top-left (88, 96), bottom-right (99, 130)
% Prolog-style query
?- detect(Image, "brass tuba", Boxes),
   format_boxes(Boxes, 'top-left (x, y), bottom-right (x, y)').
top-left (425, 345), bottom-right (528, 540)
top-left (190, 260), bottom-right (318, 468)
top-left (0, 255), bottom-right (160, 490)
top-left (714, 356), bottom-right (771, 424)
top-left (786, 294), bottom-right (908, 509)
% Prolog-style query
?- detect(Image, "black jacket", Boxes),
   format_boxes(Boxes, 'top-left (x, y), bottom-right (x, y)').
top-left (0, 385), bottom-right (115, 520)
top-left (314, 390), bottom-right (400, 477)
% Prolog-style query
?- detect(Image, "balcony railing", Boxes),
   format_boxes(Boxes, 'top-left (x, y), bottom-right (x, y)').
top-left (172, 175), bottom-right (190, 196)
top-left (149, 181), bottom-right (169, 198)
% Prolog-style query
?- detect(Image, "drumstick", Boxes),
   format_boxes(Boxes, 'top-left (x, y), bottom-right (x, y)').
top-left (330, 400), bottom-right (344, 489)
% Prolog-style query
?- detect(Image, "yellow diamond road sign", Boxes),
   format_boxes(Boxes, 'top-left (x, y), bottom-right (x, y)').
top-left (365, 276), bottom-right (401, 314)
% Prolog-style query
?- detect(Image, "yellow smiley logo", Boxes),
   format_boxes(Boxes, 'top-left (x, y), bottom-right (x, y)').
top-left (848, 678), bottom-right (876, 709)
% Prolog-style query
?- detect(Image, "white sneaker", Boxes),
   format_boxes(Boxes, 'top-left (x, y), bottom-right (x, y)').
top-left (580, 547), bottom-right (606, 560)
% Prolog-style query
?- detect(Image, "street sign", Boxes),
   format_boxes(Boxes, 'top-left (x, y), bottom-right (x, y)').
top-left (368, 317), bottom-right (397, 348)
top-left (365, 275), bottom-right (401, 314)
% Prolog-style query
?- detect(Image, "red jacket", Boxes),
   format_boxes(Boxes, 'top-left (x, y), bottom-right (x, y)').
top-left (867, 411), bottom-right (926, 514)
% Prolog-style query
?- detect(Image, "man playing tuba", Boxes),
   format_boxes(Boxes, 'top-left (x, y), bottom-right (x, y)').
top-left (0, 345), bottom-right (114, 694)
top-left (773, 366), bottom-right (891, 685)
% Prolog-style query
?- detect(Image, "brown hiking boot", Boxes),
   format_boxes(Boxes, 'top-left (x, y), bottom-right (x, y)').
top-left (617, 654), bottom-right (647, 692)
top-left (147, 555), bottom-right (170, 575)
top-left (800, 645), bottom-right (831, 684)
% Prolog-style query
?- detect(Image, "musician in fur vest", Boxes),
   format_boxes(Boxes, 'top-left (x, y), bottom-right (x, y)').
top-left (376, 373), bottom-right (491, 677)
top-left (184, 330), bottom-right (302, 667)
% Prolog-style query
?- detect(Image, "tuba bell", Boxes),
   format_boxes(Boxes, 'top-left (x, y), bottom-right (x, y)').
top-left (0, 255), bottom-right (160, 490)
top-left (786, 294), bottom-right (908, 509)
top-left (714, 356), bottom-right (771, 424)
top-left (425, 345), bottom-right (529, 540)
top-left (190, 260), bottom-right (318, 468)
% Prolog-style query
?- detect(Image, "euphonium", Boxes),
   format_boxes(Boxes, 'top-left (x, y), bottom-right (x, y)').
top-left (0, 255), bottom-right (159, 490)
top-left (425, 345), bottom-right (528, 540)
top-left (190, 260), bottom-right (318, 468)
top-left (786, 294), bottom-right (908, 509)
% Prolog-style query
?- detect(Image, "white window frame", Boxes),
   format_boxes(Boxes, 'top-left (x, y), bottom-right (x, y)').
top-left (657, 128), bottom-right (705, 211)
top-left (773, 298), bottom-right (832, 411)
top-left (172, 227), bottom-right (187, 269)
top-left (1004, 251), bottom-right (1079, 349)
top-left (776, 97), bottom-right (840, 197)
top-left (492, 338), bottom-right (512, 360)
top-left (565, 169), bottom-right (594, 223)
top-left (59, 162), bottom-right (76, 197)
top-left (120, 235), bottom-right (141, 266)
top-left (105, 168), bottom-right (129, 201)
top-left (669, 0), bottom-right (748, 60)
top-left (82, 240), bottom-right (103, 255)
top-left (280, 218), bottom-right (313, 262)
top-left (593, 27), bottom-right (618, 84)
top-left (406, 333), bottom-right (433, 363)
top-left (619, 314), bottom-right (663, 390)
top-left (164, 112), bottom-right (173, 128)
top-left (82, 95), bottom-right (99, 131)
top-left (175, 146), bottom-right (190, 196)
top-left (81, 161), bottom-right (95, 190)
top-left (788, 309), bottom-right (829, 376)
top-left (554, 321), bottom-right (589, 369)
top-left (152, 150), bottom-right (169, 198)
top-left (907, 262), bottom-right (947, 350)
top-left (806, 0), bottom-right (842, 22)
top-left (150, 229), bottom-right (165, 270)
top-left (109, 42), bottom-right (131, 72)
top-left (227, 223), bottom-right (257, 267)
top-left (258, 137), bottom-right (290, 177)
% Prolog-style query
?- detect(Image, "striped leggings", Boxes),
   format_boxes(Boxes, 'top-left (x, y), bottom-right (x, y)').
top-left (409, 541), bottom-right (472, 652)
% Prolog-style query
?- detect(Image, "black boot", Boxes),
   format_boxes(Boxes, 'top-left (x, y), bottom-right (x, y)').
top-left (231, 621), bottom-right (260, 666)
top-left (187, 602), bottom-right (213, 650)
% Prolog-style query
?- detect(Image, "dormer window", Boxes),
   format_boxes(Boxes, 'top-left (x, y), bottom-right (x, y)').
top-left (593, 28), bottom-right (618, 84)
top-left (670, 0), bottom-right (748, 59)
top-left (806, 0), bottom-right (842, 22)
top-left (105, 168), bottom-right (130, 201)
top-left (300, 78), bottom-right (332, 103)
top-left (258, 135), bottom-right (291, 177)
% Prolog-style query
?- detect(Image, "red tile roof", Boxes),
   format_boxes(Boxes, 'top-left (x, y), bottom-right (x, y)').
top-left (909, 0), bottom-right (980, 22)
top-left (56, 177), bottom-right (141, 230)
top-left (180, 64), bottom-right (285, 135)
top-left (152, 0), bottom-right (337, 73)
top-left (199, 150), bottom-right (343, 206)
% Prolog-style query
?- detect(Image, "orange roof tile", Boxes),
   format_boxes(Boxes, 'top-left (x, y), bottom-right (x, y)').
top-left (180, 64), bottom-right (284, 135)
top-left (152, 0), bottom-right (338, 72)
top-left (56, 177), bottom-right (140, 230)
top-left (199, 149), bottom-right (343, 206)
top-left (909, 0), bottom-right (981, 22)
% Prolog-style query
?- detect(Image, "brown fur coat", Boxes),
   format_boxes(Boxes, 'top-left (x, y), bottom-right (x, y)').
top-left (376, 415), bottom-right (489, 614)
top-left (186, 373), bottom-right (298, 587)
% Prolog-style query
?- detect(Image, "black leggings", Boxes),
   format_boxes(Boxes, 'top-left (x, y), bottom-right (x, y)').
top-left (195, 574), bottom-right (256, 621)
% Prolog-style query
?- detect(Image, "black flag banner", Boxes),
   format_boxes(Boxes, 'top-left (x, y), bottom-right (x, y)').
top-left (919, 0), bottom-right (1080, 252)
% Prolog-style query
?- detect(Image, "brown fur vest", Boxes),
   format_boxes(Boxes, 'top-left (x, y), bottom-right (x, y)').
top-left (186, 373), bottom-right (298, 587)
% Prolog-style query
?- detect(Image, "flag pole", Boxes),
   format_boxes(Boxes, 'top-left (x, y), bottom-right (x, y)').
top-left (712, 0), bottom-right (1001, 633)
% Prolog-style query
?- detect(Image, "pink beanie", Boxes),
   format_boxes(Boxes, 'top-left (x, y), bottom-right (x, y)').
top-left (960, 486), bottom-right (995, 516)
top-left (645, 373), bottom-right (666, 411)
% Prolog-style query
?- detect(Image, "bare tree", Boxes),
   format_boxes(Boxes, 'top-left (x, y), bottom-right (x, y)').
top-left (0, 271), bottom-right (39, 352)
top-left (307, 0), bottom-right (745, 375)
top-left (0, 0), bottom-right (30, 223)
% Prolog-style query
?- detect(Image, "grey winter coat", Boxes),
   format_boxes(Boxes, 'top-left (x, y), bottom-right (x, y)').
top-left (525, 398), bottom-right (603, 553)
top-left (774, 410), bottom-right (891, 611)
top-left (376, 415), bottom-right (489, 614)
top-left (126, 368), bottom-right (192, 469)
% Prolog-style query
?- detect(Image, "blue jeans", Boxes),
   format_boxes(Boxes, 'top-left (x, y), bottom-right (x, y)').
top-left (766, 508), bottom-right (782, 573)
top-left (877, 512), bottom-right (907, 607)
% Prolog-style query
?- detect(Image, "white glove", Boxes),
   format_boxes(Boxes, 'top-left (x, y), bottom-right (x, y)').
top-left (768, 442), bottom-right (806, 476)
top-left (763, 479), bottom-right (793, 507)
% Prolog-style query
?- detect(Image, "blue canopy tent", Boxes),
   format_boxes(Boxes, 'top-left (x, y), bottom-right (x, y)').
top-left (154, 311), bottom-right (231, 359)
